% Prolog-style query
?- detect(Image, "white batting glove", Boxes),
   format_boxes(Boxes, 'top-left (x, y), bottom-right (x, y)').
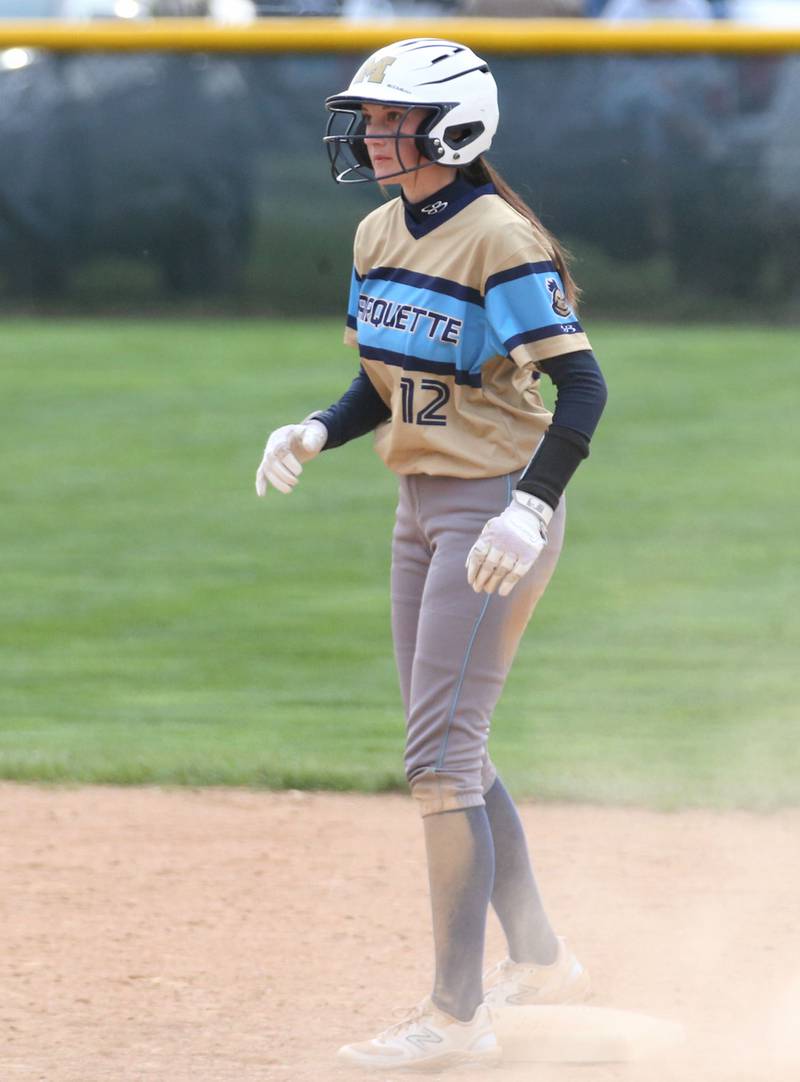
top-left (466, 492), bottom-right (554, 597)
top-left (255, 418), bottom-right (328, 496)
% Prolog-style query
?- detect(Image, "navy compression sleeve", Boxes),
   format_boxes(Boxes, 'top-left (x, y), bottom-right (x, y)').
top-left (516, 349), bottom-right (607, 509)
top-left (313, 366), bottom-right (391, 449)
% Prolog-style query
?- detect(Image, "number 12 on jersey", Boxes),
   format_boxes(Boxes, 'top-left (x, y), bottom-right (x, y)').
top-left (399, 377), bottom-right (450, 427)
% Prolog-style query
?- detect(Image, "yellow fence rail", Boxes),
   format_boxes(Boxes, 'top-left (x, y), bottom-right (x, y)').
top-left (0, 18), bottom-right (799, 54)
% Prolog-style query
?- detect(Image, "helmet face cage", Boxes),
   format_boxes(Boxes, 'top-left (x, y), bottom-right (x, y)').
top-left (324, 103), bottom-right (452, 185)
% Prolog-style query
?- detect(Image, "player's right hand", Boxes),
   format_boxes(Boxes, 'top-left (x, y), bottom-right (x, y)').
top-left (255, 419), bottom-right (328, 496)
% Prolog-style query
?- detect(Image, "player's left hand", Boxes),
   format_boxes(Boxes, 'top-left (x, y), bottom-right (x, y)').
top-left (466, 492), bottom-right (554, 597)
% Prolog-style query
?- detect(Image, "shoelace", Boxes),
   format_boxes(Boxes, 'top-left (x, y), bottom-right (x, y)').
top-left (482, 957), bottom-right (516, 985)
top-left (383, 999), bottom-right (432, 1037)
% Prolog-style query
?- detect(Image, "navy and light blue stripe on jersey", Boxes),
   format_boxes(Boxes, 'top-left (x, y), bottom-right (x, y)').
top-left (346, 259), bottom-right (583, 386)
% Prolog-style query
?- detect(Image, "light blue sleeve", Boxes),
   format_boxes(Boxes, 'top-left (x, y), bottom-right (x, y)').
top-left (484, 261), bottom-right (583, 358)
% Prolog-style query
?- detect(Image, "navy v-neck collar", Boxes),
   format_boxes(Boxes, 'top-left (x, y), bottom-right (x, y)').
top-left (401, 174), bottom-right (495, 239)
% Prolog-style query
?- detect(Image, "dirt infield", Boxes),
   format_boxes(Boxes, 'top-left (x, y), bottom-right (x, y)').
top-left (1, 784), bottom-right (798, 1082)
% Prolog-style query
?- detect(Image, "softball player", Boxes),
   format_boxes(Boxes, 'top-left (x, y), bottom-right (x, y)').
top-left (256, 39), bottom-right (607, 1072)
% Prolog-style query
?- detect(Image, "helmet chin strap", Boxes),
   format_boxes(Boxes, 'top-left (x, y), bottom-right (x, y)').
top-left (337, 155), bottom-right (438, 186)
top-left (337, 160), bottom-right (458, 196)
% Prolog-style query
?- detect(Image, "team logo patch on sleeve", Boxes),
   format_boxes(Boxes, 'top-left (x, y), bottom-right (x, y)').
top-left (546, 278), bottom-right (571, 318)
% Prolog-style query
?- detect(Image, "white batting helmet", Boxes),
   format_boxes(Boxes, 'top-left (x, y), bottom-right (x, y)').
top-left (324, 38), bottom-right (499, 183)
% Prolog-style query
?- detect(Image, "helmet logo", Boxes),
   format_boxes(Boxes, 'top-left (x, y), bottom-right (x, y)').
top-left (356, 56), bottom-right (397, 85)
top-left (421, 201), bottom-right (448, 215)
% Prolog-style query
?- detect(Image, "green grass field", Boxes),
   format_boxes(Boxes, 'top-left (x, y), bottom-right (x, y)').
top-left (1, 319), bottom-right (797, 808)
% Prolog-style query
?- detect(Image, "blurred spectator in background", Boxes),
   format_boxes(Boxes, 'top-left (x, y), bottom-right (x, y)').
top-left (602, 0), bottom-right (711, 17)
top-left (463, 0), bottom-right (583, 16)
top-left (343, 0), bottom-right (459, 18)
top-left (342, 0), bottom-right (392, 16)
top-left (150, 0), bottom-right (256, 18)
top-left (588, 0), bottom-right (727, 22)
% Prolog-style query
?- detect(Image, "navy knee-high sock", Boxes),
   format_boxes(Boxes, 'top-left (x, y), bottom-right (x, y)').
top-left (485, 777), bottom-right (558, 964)
top-left (423, 805), bottom-right (495, 1022)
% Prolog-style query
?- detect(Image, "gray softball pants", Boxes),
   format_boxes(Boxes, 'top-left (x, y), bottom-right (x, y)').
top-left (391, 472), bottom-right (566, 818)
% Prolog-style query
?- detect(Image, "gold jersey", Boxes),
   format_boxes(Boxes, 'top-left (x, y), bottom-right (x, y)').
top-left (344, 185), bottom-right (591, 478)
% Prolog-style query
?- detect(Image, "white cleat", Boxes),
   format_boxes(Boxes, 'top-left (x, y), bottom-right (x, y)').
top-left (337, 997), bottom-right (502, 1072)
top-left (484, 937), bottom-right (591, 1008)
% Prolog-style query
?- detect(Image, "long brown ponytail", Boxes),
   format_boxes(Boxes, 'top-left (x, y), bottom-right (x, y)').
top-left (462, 158), bottom-right (580, 309)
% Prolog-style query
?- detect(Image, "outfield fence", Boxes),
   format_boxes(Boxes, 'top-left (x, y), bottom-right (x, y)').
top-left (1, 19), bottom-right (798, 314)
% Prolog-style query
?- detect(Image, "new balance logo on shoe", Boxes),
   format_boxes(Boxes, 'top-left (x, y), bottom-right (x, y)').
top-left (406, 1026), bottom-right (445, 1049)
